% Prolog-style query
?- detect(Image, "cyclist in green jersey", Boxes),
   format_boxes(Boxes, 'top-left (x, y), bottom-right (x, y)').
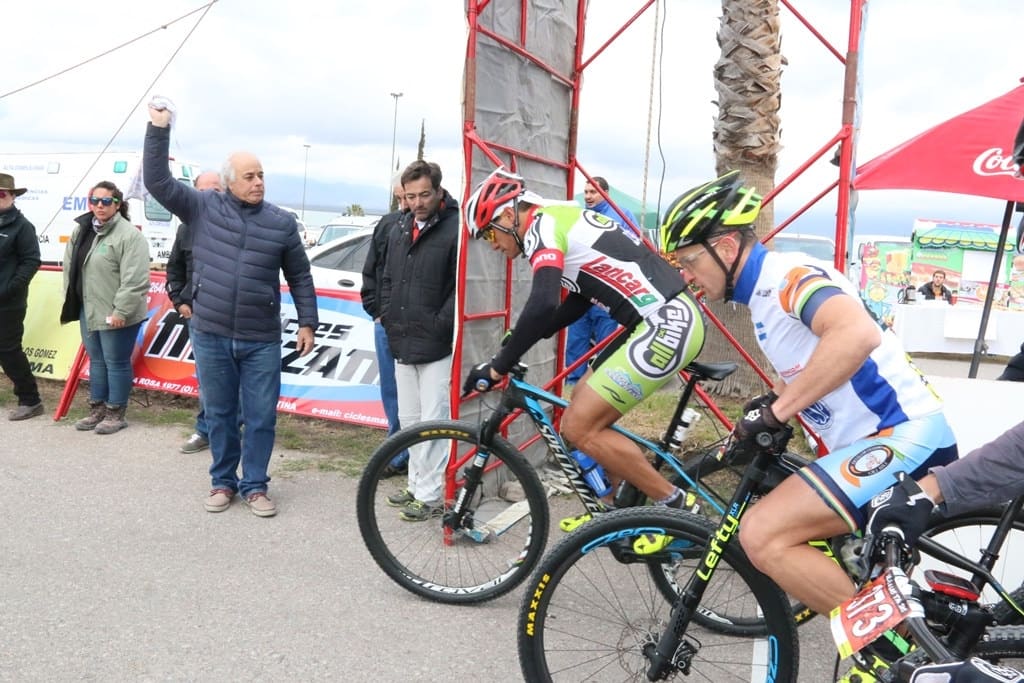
top-left (462, 168), bottom-right (705, 531)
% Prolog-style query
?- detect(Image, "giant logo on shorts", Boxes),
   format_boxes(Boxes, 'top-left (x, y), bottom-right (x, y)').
top-left (627, 300), bottom-right (694, 379)
top-left (841, 445), bottom-right (895, 487)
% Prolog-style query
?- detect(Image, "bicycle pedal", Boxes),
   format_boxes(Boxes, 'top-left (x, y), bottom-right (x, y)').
top-left (559, 513), bottom-right (592, 533)
top-left (459, 526), bottom-right (496, 544)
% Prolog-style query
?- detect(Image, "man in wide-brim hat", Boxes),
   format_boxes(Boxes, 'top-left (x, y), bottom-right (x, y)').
top-left (0, 172), bottom-right (44, 420)
top-left (0, 173), bottom-right (28, 197)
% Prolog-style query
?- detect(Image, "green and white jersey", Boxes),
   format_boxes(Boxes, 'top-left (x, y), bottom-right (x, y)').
top-left (524, 205), bottom-right (688, 328)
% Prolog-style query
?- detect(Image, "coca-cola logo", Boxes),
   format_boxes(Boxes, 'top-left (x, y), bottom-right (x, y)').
top-left (972, 147), bottom-right (1021, 178)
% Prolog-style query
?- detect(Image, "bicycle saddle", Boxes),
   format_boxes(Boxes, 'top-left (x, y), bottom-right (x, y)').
top-left (685, 360), bottom-right (739, 382)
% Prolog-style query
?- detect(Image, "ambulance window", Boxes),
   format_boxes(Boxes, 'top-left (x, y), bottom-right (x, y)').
top-left (144, 196), bottom-right (172, 222)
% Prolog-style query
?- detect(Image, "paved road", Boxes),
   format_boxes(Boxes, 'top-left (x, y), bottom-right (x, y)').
top-left (1, 354), bottom-right (1009, 681)
top-left (0, 419), bottom-right (523, 681)
top-left (2, 416), bottom-right (851, 681)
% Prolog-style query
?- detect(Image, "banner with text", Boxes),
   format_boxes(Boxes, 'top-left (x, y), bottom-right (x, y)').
top-left (24, 268), bottom-right (385, 429)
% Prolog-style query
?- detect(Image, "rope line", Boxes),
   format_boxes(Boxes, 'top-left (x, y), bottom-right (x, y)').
top-left (640, 0), bottom-right (661, 231)
top-left (0, 2), bottom-right (217, 101)
top-left (34, 1), bottom-right (217, 235)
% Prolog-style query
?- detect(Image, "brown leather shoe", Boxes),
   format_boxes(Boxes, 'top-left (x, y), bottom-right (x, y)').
top-left (204, 488), bottom-right (235, 513)
top-left (245, 492), bottom-right (277, 518)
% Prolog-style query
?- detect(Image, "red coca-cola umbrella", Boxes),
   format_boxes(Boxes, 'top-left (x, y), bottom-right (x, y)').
top-left (854, 80), bottom-right (1024, 377)
top-left (855, 81), bottom-right (1024, 201)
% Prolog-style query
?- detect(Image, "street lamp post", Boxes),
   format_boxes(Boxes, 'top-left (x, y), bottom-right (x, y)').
top-left (389, 91), bottom-right (403, 207)
top-left (301, 143), bottom-right (311, 222)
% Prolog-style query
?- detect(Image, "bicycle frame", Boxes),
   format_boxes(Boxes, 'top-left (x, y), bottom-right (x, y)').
top-left (451, 367), bottom-right (729, 522)
top-left (646, 441), bottom-right (781, 678)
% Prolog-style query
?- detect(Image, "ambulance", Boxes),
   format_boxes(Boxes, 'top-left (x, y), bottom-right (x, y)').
top-left (0, 151), bottom-right (201, 265)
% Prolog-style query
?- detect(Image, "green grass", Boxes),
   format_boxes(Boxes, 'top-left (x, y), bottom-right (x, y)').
top-left (20, 376), bottom-right (804, 477)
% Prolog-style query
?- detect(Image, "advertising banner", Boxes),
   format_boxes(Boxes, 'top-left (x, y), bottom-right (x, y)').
top-left (24, 268), bottom-right (385, 429)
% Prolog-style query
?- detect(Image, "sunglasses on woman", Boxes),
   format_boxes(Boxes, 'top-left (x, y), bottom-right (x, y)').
top-left (89, 196), bottom-right (121, 207)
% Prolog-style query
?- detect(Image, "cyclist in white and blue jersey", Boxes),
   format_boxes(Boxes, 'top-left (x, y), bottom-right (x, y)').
top-left (661, 171), bottom-right (958, 618)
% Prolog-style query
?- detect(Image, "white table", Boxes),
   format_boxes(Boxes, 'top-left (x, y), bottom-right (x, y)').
top-left (891, 302), bottom-right (1024, 357)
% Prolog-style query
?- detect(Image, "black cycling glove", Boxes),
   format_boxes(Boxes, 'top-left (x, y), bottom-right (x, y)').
top-left (742, 390), bottom-right (778, 416)
top-left (462, 361), bottom-right (498, 396)
top-left (866, 471), bottom-right (935, 549)
top-left (732, 399), bottom-right (789, 455)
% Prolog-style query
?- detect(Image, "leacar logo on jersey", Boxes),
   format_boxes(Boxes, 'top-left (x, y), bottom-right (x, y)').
top-left (580, 255), bottom-right (659, 307)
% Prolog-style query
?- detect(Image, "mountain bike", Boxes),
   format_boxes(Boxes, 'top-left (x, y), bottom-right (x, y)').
top-left (516, 429), bottom-right (1024, 682)
top-left (832, 498), bottom-right (1024, 682)
top-left (356, 359), bottom-right (806, 605)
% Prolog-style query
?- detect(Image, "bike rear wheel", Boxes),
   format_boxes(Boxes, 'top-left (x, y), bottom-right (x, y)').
top-left (356, 420), bottom-right (549, 604)
top-left (518, 507), bottom-right (799, 682)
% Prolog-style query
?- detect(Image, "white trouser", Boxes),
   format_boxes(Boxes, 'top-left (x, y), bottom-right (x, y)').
top-left (395, 354), bottom-right (452, 503)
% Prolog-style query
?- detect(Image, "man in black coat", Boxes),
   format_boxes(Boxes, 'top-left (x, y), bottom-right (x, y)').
top-left (379, 161), bottom-right (459, 521)
top-left (360, 177), bottom-right (409, 476)
top-left (165, 171), bottom-right (222, 453)
top-left (0, 173), bottom-right (43, 420)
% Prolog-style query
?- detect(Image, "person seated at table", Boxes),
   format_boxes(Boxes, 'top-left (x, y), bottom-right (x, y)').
top-left (917, 269), bottom-right (953, 303)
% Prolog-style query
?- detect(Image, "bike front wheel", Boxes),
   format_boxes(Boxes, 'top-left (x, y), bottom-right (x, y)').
top-left (357, 420), bottom-right (549, 604)
top-left (518, 506), bottom-right (799, 682)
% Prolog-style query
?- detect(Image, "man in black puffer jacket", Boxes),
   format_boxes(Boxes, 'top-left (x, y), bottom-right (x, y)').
top-left (360, 177), bottom-right (410, 476)
top-left (144, 104), bottom-right (318, 519)
top-left (379, 160), bottom-right (459, 522)
top-left (0, 173), bottom-right (43, 421)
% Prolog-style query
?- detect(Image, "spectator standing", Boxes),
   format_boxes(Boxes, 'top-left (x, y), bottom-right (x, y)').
top-left (380, 161), bottom-right (459, 521)
top-left (165, 171), bottom-right (223, 453)
top-left (360, 176), bottom-right (410, 476)
top-left (564, 177), bottom-right (638, 384)
top-left (144, 104), bottom-right (318, 518)
top-left (59, 181), bottom-right (150, 434)
top-left (918, 269), bottom-right (953, 303)
top-left (0, 173), bottom-right (44, 420)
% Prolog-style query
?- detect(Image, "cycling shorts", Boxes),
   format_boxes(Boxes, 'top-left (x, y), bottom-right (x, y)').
top-left (798, 411), bottom-right (958, 531)
top-left (584, 293), bottom-right (705, 414)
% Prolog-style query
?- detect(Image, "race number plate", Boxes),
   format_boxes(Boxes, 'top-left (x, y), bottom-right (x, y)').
top-left (829, 567), bottom-right (924, 659)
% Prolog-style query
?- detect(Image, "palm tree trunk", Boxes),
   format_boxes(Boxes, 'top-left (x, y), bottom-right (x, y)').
top-left (706, 0), bottom-right (784, 397)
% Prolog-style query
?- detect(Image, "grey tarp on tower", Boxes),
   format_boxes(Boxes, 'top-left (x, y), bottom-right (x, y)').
top-left (460, 1), bottom-right (579, 464)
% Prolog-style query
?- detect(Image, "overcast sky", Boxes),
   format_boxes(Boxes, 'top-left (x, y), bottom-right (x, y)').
top-left (2, 1), bottom-right (1021, 237)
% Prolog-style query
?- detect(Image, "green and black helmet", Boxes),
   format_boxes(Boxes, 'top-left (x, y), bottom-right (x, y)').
top-left (660, 171), bottom-right (762, 253)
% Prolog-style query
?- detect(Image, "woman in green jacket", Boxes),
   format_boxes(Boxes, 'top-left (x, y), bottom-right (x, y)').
top-left (59, 181), bottom-right (150, 434)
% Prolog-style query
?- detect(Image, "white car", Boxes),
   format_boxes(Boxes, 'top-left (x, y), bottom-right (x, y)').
top-left (316, 216), bottom-right (381, 247)
top-left (304, 229), bottom-right (374, 292)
